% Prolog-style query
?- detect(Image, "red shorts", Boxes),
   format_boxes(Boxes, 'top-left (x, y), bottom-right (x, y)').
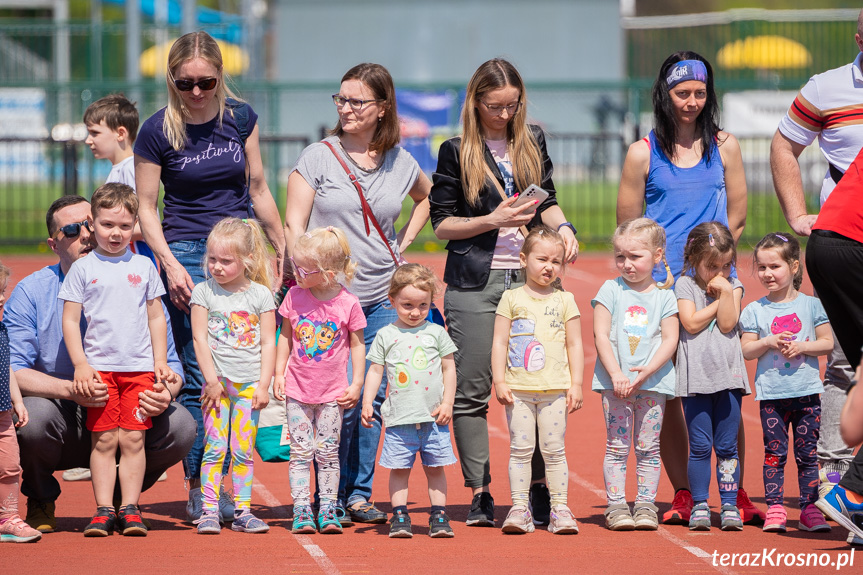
top-left (86, 371), bottom-right (154, 432)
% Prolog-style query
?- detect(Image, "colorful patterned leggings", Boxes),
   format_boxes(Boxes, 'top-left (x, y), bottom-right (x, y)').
top-left (760, 394), bottom-right (821, 508)
top-left (201, 377), bottom-right (260, 513)
top-left (287, 399), bottom-right (342, 507)
top-left (505, 390), bottom-right (569, 507)
top-left (601, 390), bottom-right (666, 505)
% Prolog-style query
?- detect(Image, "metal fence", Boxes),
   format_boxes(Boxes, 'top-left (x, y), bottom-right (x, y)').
top-left (0, 132), bottom-right (826, 249)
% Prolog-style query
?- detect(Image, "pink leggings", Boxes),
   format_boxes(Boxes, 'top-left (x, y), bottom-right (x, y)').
top-left (0, 410), bottom-right (23, 522)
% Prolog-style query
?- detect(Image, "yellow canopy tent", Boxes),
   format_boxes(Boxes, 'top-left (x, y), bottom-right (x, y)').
top-left (716, 35), bottom-right (811, 70)
top-left (139, 39), bottom-right (249, 77)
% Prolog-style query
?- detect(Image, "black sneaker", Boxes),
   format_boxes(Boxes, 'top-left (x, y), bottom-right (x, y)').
top-left (348, 501), bottom-right (387, 524)
top-left (117, 504), bottom-right (148, 536)
top-left (465, 492), bottom-right (495, 527)
top-left (529, 483), bottom-right (551, 525)
top-left (388, 510), bottom-right (413, 538)
top-left (428, 510), bottom-right (454, 538)
top-left (83, 506), bottom-right (116, 537)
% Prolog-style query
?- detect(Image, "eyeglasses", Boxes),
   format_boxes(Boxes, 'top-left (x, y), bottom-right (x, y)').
top-left (54, 219), bottom-right (91, 239)
top-left (174, 77), bottom-right (218, 92)
top-left (290, 257), bottom-right (321, 280)
top-left (481, 101), bottom-right (522, 116)
top-left (332, 94), bottom-right (384, 111)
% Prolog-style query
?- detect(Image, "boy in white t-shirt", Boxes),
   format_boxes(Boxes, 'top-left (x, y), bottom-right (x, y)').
top-left (59, 183), bottom-right (173, 537)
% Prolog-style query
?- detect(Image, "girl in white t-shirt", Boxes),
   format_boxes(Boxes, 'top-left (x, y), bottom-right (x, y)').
top-left (591, 218), bottom-right (678, 531)
top-left (274, 227), bottom-right (366, 535)
top-left (190, 217), bottom-right (277, 535)
top-left (491, 226), bottom-right (584, 535)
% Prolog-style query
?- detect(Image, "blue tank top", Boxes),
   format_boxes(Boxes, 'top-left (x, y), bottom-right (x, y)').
top-left (643, 130), bottom-right (728, 281)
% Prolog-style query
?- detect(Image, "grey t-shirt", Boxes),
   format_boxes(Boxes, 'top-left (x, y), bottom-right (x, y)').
top-left (294, 137), bottom-right (420, 306)
top-left (675, 275), bottom-right (750, 397)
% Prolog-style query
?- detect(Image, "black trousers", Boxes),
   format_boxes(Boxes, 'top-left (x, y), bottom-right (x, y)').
top-left (806, 230), bottom-right (863, 494)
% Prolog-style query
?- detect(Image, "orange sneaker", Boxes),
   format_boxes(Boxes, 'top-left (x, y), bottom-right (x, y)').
top-left (737, 488), bottom-right (766, 525)
top-left (662, 489), bottom-right (693, 524)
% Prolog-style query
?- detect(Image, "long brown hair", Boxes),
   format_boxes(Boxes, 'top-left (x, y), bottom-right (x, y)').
top-left (330, 63), bottom-right (400, 154)
top-left (460, 59), bottom-right (543, 207)
top-left (163, 31), bottom-right (241, 151)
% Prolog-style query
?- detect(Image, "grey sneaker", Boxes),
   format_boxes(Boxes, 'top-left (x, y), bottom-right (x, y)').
top-left (720, 504), bottom-right (743, 531)
top-left (548, 504), bottom-right (578, 534)
top-left (501, 505), bottom-right (534, 534)
top-left (194, 511), bottom-right (221, 535)
top-left (219, 487), bottom-right (235, 523)
top-left (689, 502), bottom-right (711, 531)
top-left (633, 502), bottom-right (659, 531)
top-left (231, 510), bottom-right (269, 533)
top-left (186, 479), bottom-right (203, 522)
top-left (604, 503), bottom-right (635, 531)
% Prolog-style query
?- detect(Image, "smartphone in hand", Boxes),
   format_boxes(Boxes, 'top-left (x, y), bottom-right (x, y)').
top-left (511, 184), bottom-right (549, 214)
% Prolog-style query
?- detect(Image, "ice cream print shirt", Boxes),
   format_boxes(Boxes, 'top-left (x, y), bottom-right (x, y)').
top-left (495, 286), bottom-right (580, 392)
top-left (591, 277), bottom-right (678, 398)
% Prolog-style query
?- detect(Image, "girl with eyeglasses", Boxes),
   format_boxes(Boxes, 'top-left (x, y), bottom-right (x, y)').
top-left (428, 58), bottom-right (577, 528)
top-left (134, 31), bottom-right (285, 525)
top-left (616, 51), bottom-right (758, 527)
top-left (283, 63), bottom-right (432, 526)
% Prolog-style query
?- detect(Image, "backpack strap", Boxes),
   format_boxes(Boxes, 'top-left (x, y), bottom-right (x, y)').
top-left (226, 97), bottom-right (250, 146)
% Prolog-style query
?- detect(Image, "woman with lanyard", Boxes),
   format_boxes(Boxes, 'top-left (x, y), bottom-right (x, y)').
top-left (429, 58), bottom-right (578, 527)
top-left (283, 62), bottom-right (431, 526)
top-left (135, 31), bottom-right (285, 523)
top-left (616, 51), bottom-right (758, 526)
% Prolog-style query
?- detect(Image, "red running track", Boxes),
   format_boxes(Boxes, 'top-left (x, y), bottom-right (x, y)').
top-left (1, 253), bottom-right (858, 574)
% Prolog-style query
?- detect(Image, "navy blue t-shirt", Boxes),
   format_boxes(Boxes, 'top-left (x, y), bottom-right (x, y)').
top-left (135, 105), bottom-right (259, 242)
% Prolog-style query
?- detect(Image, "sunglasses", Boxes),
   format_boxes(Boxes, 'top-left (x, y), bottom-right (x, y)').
top-left (290, 257), bottom-right (321, 280)
top-left (173, 77), bottom-right (218, 92)
top-left (55, 219), bottom-right (91, 239)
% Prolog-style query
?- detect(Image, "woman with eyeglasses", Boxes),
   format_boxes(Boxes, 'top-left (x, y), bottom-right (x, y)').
top-left (428, 58), bottom-right (578, 528)
top-left (616, 51), bottom-right (755, 527)
top-left (134, 31), bottom-right (285, 524)
top-left (283, 62), bottom-right (431, 527)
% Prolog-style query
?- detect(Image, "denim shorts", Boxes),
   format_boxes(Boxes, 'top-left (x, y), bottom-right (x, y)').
top-left (379, 421), bottom-right (457, 469)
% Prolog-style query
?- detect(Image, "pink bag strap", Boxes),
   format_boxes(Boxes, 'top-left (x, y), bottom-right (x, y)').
top-left (321, 140), bottom-right (400, 267)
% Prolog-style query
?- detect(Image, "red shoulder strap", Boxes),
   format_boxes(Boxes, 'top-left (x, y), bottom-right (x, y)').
top-left (321, 140), bottom-right (400, 267)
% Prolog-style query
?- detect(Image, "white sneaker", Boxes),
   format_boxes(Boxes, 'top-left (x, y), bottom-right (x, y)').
top-left (157, 471), bottom-right (168, 482)
top-left (501, 505), bottom-right (535, 534)
top-left (548, 504), bottom-right (579, 534)
top-left (848, 531), bottom-right (863, 546)
top-left (62, 467), bottom-right (91, 481)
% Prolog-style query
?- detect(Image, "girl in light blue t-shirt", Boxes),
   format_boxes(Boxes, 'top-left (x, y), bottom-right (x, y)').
top-left (592, 218), bottom-right (678, 531)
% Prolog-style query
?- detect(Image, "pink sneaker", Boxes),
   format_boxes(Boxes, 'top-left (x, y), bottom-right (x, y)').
top-left (763, 504), bottom-right (787, 533)
top-left (0, 516), bottom-right (42, 543)
top-left (799, 504), bottom-right (831, 533)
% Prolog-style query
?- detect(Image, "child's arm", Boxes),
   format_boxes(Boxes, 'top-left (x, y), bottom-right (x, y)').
top-left (677, 298), bottom-right (719, 334)
top-left (740, 331), bottom-right (783, 360)
top-left (361, 362), bottom-right (385, 428)
top-left (708, 277), bottom-right (743, 334)
top-left (61, 300), bottom-right (101, 396)
top-left (337, 328), bottom-right (366, 409)
top-left (146, 297), bottom-right (171, 383)
top-left (431, 353), bottom-right (456, 425)
top-left (592, 303), bottom-right (632, 398)
top-left (491, 314), bottom-right (514, 406)
top-left (273, 318), bottom-right (294, 402)
top-left (628, 314), bottom-right (679, 393)
top-left (779, 322), bottom-right (833, 359)
top-left (252, 309), bottom-right (277, 410)
top-left (9, 367), bottom-right (28, 428)
top-left (564, 316), bottom-right (584, 412)
top-left (190, 304), bottom-right (227, 413)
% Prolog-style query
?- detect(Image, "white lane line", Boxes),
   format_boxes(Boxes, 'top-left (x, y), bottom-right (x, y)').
top-left (488, 416), bottom-right (739, 575)
top-left (253, 479), bottom-right (343, 575)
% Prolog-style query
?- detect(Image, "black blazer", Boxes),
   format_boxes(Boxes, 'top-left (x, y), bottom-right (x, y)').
top-left (429, 125), bottom-right (558, 289)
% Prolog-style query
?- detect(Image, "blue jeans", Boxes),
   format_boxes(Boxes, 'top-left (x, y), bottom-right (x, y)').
top-left (339, 300), bottom-right (397, 507)
top-left (682, 390), bottom-right (743, 506)
top-left (163, 239), bottom-right (210, 480)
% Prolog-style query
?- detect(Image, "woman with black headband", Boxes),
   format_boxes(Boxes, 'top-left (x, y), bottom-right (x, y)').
top-left (616, 51), bottom-right (754, 526)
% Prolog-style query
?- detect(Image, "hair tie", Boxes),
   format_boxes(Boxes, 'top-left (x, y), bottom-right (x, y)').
top-left (775, 233), bottom-right (789, 242)
top-left (326, 226), bottom-right (335, 233)
top-left (666, 59), bottom-right (708, 89)
top-left (708, 233), bottom-right (715, 247)
top-left (241, 218), bottom-right (250, 227)
top-left (303, 232), bottom-right (312, 239)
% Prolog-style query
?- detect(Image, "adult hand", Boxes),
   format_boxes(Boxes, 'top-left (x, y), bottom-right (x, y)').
top-left (487, 195), bottom-right (537, 229)
top-left (559, 225), bottom-right (579, 262)
top-left (789, 214), bottom-right (818, 237)
top-left (69, 379), bottom-right (109, 408)
top-left (165, 262), bottom-right (196, 314)
top-left (138, 380), bottom-right (172, 418)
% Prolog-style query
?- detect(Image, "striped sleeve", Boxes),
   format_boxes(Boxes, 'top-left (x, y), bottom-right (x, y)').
top-left (778, 82), bottom-right (822, 147)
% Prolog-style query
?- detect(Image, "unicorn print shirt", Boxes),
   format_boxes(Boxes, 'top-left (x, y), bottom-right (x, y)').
top-left (739, 293), bottom-right (828, 401)
top-left (191, 279), bottom-right (276, 383)
top-left (591, 278), bottom-right (679, 398)
top-left (367, 321), bottom-right (457, 428)
top-left (278, 286), bottom-right (366, 404)
top-left (495, 286), bottom-right (580, 391)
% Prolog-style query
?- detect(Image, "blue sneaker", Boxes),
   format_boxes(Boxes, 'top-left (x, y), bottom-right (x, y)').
top-left (194, 511), bottom-right (221, 535)
top-left (292, 505), bottom-right (317, 534)
top-left (231, 511), bottom-right (269, 533)
top-left (318, 504), bottom-right (343, 534)
top-left (816, 485), bottom-right (863, 540)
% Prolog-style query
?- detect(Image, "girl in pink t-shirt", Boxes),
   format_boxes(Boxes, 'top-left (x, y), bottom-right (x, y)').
top-left (274, 227), bottom-right (367, 534)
